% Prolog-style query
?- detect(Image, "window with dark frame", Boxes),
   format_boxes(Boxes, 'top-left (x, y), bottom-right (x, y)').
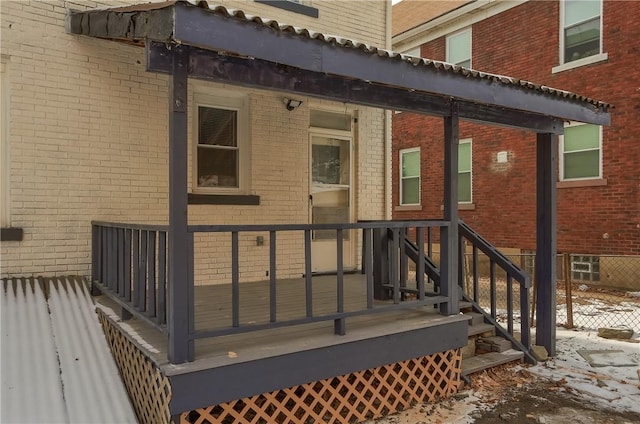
top-left (197, 106), bottom-right (239, 189)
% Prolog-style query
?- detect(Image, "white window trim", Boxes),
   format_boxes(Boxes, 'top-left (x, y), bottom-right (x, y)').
top-left (399, 147), bottom-right (420, 206)
top-left (458, 138), bottom-right (472, 204)
top-left (558, 0), bottom-right (604, 67)
top-left (552, 52), bottom-right (608, 74)
top-left (1, 55), bottom-right (10, 228)
top-left (192, 92), bottom-right (250, 195)
top-left (559, 122), bottom-right (603, 182)
top-left (446, 27), bottom-right (472, 68)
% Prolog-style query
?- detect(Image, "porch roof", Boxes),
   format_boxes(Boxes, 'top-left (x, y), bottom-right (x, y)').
top-left (67, 0), bottom-right (611, 134)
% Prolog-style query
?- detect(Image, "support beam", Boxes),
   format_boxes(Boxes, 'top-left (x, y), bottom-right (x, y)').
top-left (440, 101), bottom-right (460, 315)
top-left (146, 42), bottom-right (565, 134)
top-left (168, 45), bottom-right (192, 364)
top-left (535, 133), bottom-right (557, 356)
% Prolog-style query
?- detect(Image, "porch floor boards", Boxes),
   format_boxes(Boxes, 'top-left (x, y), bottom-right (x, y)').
top-left (94, 274), bottom-right (456, 375)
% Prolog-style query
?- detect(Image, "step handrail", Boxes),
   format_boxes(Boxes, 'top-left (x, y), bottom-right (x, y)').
top-left (459, 221), bottom-right (531, 288)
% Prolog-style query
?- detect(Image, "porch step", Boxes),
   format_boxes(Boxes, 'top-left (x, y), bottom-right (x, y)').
top-left (462, 350), bottom-right (525, 376)
top-left (459, 301), bottom-right (473, 311)
top-left (466, 312), bottom-right (485, 326)
top-left (467, 323), bottom-right (495, 337)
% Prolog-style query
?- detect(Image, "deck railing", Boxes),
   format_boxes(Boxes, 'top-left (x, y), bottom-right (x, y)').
top-left (187, 221), bottom-right (451, 342)
top-left (458, 221), bottom-right (536, 363)
top-left (92, 222), bottom-right (169, 332)
top-left (91, 220), bottom-right (454, 362)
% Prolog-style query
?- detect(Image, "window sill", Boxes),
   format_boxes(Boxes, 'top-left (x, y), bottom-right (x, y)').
top-left (440, 203), bottom-right (475, 211)
top-left (552, 53), bottom-right (608, 74)
top-left (188, 194), bottom-right (260, 205)
top-left (395, 205), bottom-right (422, 212)
top-left (557, 178), bottom-right (607, 189)
top-left (255, 0), bottom-right (319, 18)
top-left (1, 227), bottom-right (23, 241)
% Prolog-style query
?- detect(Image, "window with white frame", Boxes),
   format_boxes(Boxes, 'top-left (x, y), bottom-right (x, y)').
top-left (458, 139), bottom-right (472, 203)
top-left (402, 46), bottom-right (421, 58)
top-left (193, 93), bottom-right (249, 194)
top-left (562, 0), bottom-right (602, 64)
top-left (446, 28), bottom-right (471, 67)
top-left (400, 148), bottom-right (420, 205)
top-left (560, 123), bottom-right (601, 181)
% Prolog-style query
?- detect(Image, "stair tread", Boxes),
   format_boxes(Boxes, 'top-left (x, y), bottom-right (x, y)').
top-left (459, 301), bottom-right (473, 310)
top-left (462, 350), bottom-right (525, 376)
top-left (467, 323), bottom-right (495, 336)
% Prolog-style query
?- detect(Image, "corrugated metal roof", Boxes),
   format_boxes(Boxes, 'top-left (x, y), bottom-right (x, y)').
top-left (102, 0), bottom-right (609, 110)
top-left (1, 277), bottom-right (137, 424)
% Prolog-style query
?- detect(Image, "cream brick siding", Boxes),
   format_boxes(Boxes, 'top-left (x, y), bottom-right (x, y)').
top-left (0, 0), bottom-right (389, 282)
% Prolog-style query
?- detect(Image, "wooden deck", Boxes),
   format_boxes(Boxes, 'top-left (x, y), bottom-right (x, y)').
top-left (94, 274), bottom-right (469, 412)
top-left (95, 274), bottom-right (448, 363)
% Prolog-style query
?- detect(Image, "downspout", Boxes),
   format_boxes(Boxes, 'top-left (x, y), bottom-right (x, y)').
top-left (384, 0), bottom-right (392, 220)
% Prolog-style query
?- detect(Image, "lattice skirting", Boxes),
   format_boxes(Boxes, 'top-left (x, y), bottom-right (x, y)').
top-left (181, 349), bottom-right (462, 424)
top-left (98, 310), bottom-right (172, 424)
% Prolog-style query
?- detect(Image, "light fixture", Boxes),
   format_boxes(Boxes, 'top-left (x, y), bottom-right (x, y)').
top-left (284, 97), bottom-right (303, 111)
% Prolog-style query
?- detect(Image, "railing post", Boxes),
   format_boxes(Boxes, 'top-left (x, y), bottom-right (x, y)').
top-left (440, 101), bottom-right (460, 315)
top-left (167, 45), bottom-right (191, 364)
top-left (90, 224), bottom-right (102, 296)
top-left (373, 227), bottom-right (391, 300)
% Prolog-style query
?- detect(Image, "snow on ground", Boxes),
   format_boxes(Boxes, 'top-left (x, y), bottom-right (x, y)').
top-left (530, 327), bottom-right (640, 414)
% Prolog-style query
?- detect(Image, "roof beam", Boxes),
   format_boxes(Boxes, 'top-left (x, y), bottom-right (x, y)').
top-left (147, 42), bottom-right (563, 134)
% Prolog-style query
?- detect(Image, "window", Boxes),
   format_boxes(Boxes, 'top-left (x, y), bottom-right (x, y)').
top-left (399, 148), bottom-right (420, 205)
top-left (193, 93), bottom-right (249, 194)
top-left (446, 28), bottom-right (471, 67)
top-left (402, 46), bottom-right (421, 58)
top-left (571, 255), bottom-right (600, 282)
top-left (560, 123), bottom-right (601, 181)
top-left (562, 0), bottom-right (602, 64)
top-left (458, 140), bottom-right (472, 203)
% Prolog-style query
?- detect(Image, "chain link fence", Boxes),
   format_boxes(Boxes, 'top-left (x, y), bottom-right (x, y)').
top-left (462, 251), bottom-right (640, 335)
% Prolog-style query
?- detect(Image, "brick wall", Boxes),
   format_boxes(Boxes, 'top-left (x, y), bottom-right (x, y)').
top-left (0, 0), bottom-right (389, 279)
top-left (393, 0), bottom-right (640, 255)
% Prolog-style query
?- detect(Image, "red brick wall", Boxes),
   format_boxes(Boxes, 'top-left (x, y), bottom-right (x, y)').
top-left (394, 0), bottom-right (640, 255)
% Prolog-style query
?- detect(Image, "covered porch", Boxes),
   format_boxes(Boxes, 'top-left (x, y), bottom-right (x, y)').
top-left (68, 1), bottom-right (610, 422)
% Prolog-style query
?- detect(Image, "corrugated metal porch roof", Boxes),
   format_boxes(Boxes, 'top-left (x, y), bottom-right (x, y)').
top-left (100, 0), bottom-right (611, 111)
top-left (0, 277), bottom-right (136, 424)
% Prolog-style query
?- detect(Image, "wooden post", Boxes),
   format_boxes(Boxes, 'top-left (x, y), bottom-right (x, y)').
top-left (564, 253), bottom-right (574, 329)
top-left (535, 133), bottom-right (557, 356)
top-left (440, 101), bottom-right (460, 315)
top-left (167, 45), bottom-right (191, 364)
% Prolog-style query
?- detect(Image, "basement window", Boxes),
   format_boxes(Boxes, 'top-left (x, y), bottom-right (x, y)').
top-left (571, 255), bottom-right (600, 282)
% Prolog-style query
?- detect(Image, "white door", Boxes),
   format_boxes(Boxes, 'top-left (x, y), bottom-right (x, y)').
top-left (310, 132), bottom-right (353, 273)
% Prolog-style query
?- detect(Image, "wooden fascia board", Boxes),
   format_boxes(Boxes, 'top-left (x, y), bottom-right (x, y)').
top-left (67, 7), bottom-right (174, 42)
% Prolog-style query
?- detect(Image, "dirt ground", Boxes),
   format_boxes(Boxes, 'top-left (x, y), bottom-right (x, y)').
top-left (368, 364), bottom-right (640, 424)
